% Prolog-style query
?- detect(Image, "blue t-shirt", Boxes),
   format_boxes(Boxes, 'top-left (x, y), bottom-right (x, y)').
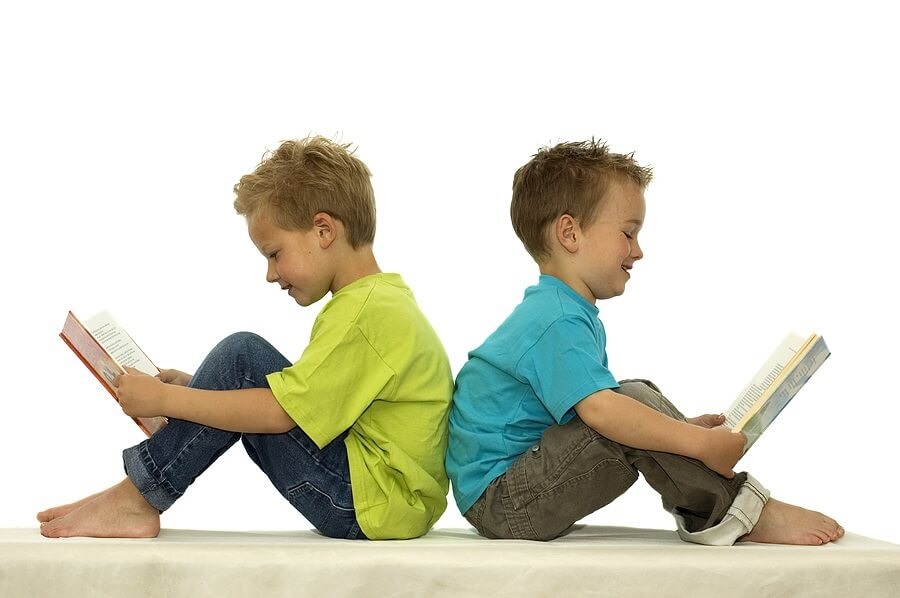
top-left (446, 275), bottom-right (620, 514)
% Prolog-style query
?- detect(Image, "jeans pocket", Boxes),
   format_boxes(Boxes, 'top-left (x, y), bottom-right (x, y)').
top-left (464, 482), bottom-right (492, 532)
top-left (509, 421), bottom-right (595, 509)
top-left (506, 443), bottom-right (546, 510)
top-left (287, 481), bottom-right (357, 538)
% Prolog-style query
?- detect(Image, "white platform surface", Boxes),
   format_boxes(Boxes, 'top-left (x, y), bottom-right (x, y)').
top-left (2, 525), bottom-right (899, 597)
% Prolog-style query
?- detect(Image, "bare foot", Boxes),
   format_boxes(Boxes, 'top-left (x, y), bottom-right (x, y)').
top-left (37, 489), bottom-right (108, 523)
top-left (739, 498), bottom-right (845, 545)
top-left (39, 478), bottom-right (160, 539)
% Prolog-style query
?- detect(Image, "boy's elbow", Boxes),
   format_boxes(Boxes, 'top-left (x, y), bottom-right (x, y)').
top-left (267, 410), bottom-right (296, 434)
top-left (574, 389), bottom-right (617, 430)
top-left (258, 390), bottom-right (295, 434)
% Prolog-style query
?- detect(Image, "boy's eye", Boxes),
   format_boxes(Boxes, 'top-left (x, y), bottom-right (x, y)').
top-left (623, 232), bottom-right (634, 240)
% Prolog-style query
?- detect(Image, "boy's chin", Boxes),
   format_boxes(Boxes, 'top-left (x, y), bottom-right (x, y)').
top-left (596, 286), bottom-right (627, 301)
top-left (291, 291), bottom-right (328, 307)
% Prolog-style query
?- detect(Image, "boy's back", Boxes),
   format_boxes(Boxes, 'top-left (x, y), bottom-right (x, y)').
top-left (269, 272), bottom-right (452, 538)
top-left (447, 274), bottom-right (618, 513)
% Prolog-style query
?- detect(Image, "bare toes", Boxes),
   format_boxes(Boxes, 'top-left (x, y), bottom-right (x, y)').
top-left (40, 519), bottom-right (65, 538)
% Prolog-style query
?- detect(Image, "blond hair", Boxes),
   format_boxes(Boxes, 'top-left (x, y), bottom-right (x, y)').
top-left (510, 139), bottom-right (653, 262)
top-left (234, 136), bottom-right (376, 248)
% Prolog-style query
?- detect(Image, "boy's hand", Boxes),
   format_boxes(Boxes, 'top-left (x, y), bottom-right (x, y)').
top-left (113, 367), bottom-right (168, 418)
top-left (156, 368), bottom-right (193, 387)
top-left (696, 426), bottom-right (746, 479)
top-left (687, 413), bottom-right (726, 428)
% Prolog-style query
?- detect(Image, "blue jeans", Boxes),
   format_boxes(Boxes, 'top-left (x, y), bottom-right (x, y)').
top-left (122, 332), bottom-right (366, 539)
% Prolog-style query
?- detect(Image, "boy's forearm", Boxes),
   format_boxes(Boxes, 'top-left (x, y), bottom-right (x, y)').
top-left (160, 385), bottom-right (296, 434)
top-left (574, 389), bottom-right (704, 459)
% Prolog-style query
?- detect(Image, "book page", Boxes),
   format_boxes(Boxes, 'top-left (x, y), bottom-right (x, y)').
top-left (738, 336), bottom-right (829, 445)
top-left (723, 333), bottom-right (830, 453)
top-left (723, 333), bottom-right (806, 429)
top-left (60, 311), bottom-right (123, 388)
top-left (83, 311), bottom-right (159, 376)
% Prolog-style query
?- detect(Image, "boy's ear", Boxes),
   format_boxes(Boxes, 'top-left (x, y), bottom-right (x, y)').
top-left (311, 212), bottom-right (338, 249)
top-left (555, 214), bottom-right (580, 254)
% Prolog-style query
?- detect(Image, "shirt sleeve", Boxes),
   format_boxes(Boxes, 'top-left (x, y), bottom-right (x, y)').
top-left (516, 314), bottom-right (618, 423)
top-left (266, 315), bottom-right (395, 448)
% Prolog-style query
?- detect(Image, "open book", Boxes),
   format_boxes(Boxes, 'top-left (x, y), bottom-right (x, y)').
top-left (723, 333), bottom-right (830, 453)
top-left (60, 310), bottom-right (168, 436)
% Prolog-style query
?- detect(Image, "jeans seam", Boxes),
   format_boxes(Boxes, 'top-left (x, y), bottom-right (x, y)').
top-left (744, 479), bottom-right (768, 504)
top-left (142, 426), bottom-right (215, 503)
top-left (531, 457), bottom-right (637, 501)
top-left (289, 482), bottom-right (356, 514)
top-left (137, 443), bottom-right (182, 503)
top-left (286, 431), bottom-right (352, 487)
top-left (728, 505), bottom-right (752, 528)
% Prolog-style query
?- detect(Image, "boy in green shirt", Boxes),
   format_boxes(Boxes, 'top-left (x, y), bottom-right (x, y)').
top-left (39, 136), bottom-right (453, 540)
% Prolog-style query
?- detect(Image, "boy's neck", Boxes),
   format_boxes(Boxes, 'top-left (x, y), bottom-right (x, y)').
top-left (538, 260), bottom-right (596, 305)
top-left (331, 245), bottom-right (382, 293)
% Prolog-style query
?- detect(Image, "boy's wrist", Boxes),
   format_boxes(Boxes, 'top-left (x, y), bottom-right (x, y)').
top-left (157, 383), bottom-right (180, 418)
top-left (681, 423), bottom-right (710, 461)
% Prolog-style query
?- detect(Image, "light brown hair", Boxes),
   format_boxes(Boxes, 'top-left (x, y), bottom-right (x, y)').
top-left (234, 136), bottom-right (376, 248)
top-left (510, 139), bottom-right (653, 262)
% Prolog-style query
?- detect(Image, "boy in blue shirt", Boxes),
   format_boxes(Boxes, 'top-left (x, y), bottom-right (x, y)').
top-left (446, 140), bottom-right (843, 545)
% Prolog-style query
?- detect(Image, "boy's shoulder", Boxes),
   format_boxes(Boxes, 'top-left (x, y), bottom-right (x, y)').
top-left (337, 272), bottom-right (410, 297)
top-left (320, 273), bottom-right (412, 317)
top-left (471, 276), bottom-right (600, 362)
top-left (315, 273), bottom-right (443, 350)
top-left (505, 275), bottom-right (598, 327)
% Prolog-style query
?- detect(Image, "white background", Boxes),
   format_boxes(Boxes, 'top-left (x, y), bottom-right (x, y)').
top-left (2, 2), bottom-right (898, 544)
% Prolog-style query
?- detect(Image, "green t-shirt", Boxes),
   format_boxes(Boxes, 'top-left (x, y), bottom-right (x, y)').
top-left (266, 273), bottom-right (453, 539)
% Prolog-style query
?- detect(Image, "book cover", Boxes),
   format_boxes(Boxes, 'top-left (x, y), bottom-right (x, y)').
top-left (60, 311), bottom-right (168, 436)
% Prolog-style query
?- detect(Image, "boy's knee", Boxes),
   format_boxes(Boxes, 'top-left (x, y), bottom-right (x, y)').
top-left (204, 332), bottom-right (279, 370)
top-left (616, 379), bottom-right (684, 420)
top-left (617, 379), bottom-right (662, 400)
top-left (216, 331), bottom-right (270, 354)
